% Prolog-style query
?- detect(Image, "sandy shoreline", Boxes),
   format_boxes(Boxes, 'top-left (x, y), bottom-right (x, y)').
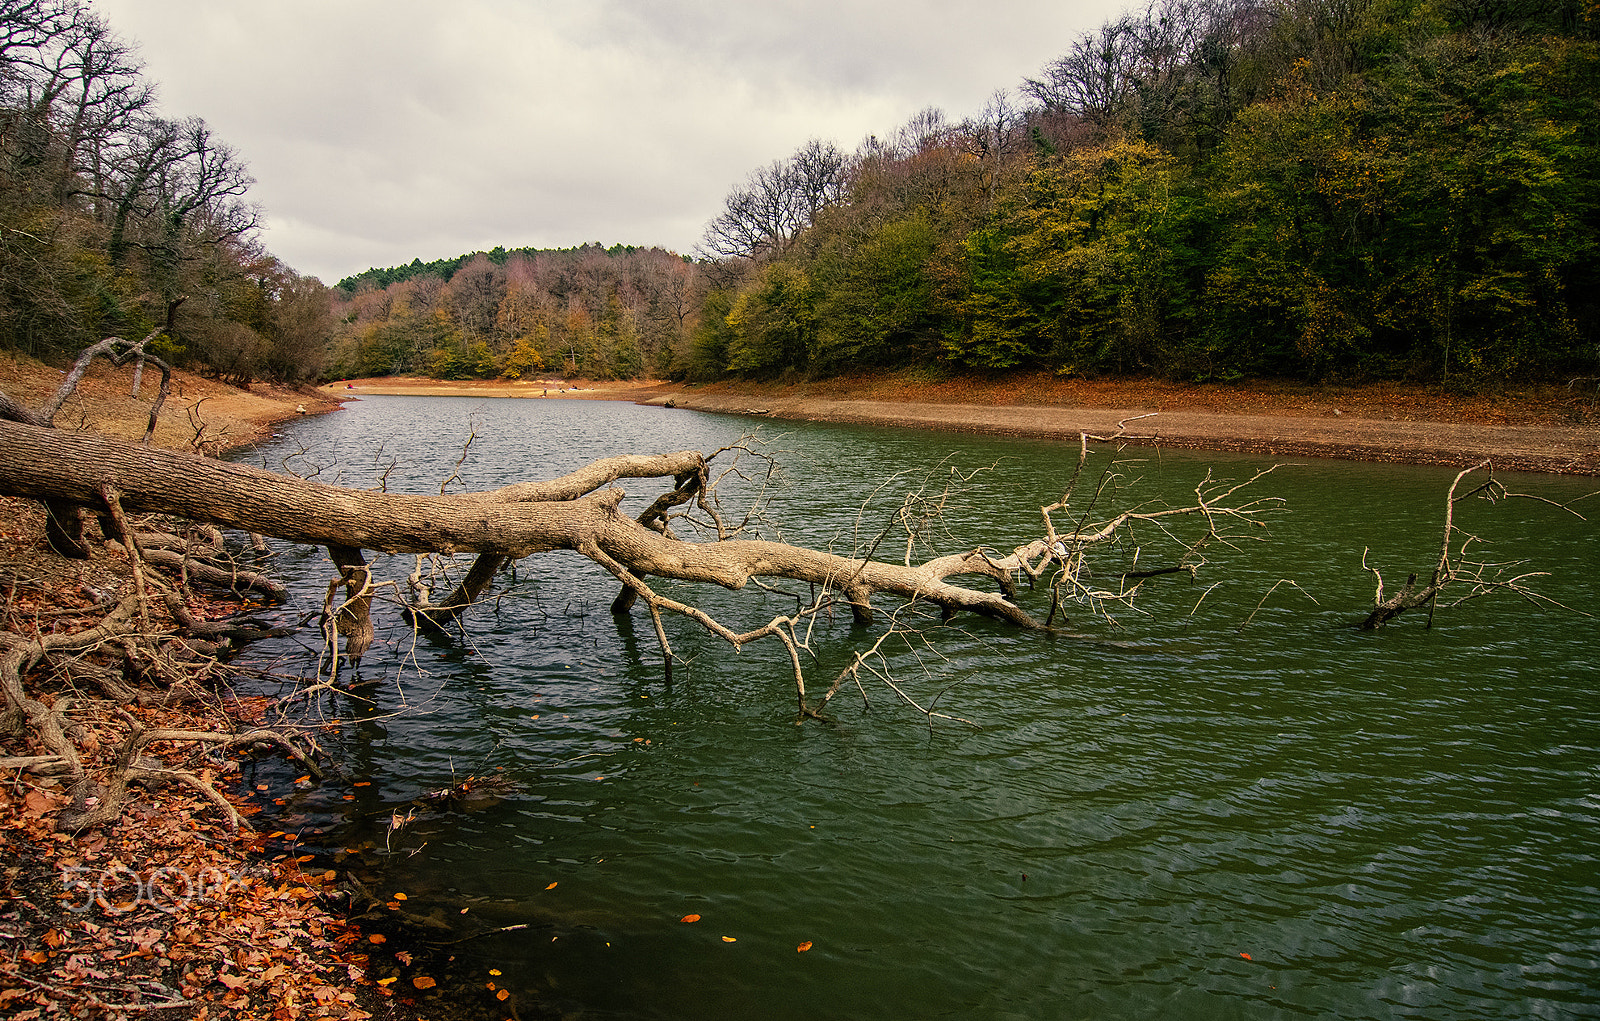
top-left (327, 375), bottom-right (1600, 476)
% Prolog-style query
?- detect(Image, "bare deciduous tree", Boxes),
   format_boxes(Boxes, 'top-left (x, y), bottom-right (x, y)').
top-left (105, 114), bottom-right (258, 270)
top-left (1022, 0), bottom-right (1270, 145)
top-left (698, 138), bottom-right (848, 260)
top-left (23, 9), bottom-right (153, 208)
top-left (1024, 16), bottom-right (1143, 129)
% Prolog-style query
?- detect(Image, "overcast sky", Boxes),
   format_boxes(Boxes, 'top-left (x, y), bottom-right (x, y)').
top-left (87, 0), bottom-right (1130, 285)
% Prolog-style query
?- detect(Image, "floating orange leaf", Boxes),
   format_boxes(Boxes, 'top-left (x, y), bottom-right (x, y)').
top-left (368, 934), bottom-right (386, 944)
top-left (545, 881), bottom-right (558, 890)
top-left (497, 989), bottom-right (510, 1001)
top-left (489, 969), bottom-right (502, 976)
top-left (412, 975), bottom-right (437, 989)
top-left (721, 936), bottom-right (737, 942)
top-left (797, 941), bottom-right (813, 953)
top-left (1240, 952), bottom-right (1253, 960)
top-left (680, 913), bottom-right (700, 923)
top-left (393, 892), bottom-right (407, 900)
top-left (377, 976), bottom-right (397, 987)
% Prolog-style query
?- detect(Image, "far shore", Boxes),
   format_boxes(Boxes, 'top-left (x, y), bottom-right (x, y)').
top-left (324, 373), bottom-right (1600, 476)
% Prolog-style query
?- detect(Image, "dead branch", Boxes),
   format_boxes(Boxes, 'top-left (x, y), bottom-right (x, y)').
top-left (816, 610), bottom-right (981, 729)
top-left (1001, 441), bottom-right (1287, 625)
top-left (33, 329), bottom-right (175, 443)
top-left (324, 546), bottom-right (380, 664)
top-left (123, 545), bottom-right (286, 601)
top-left (1359, 461), bottom-right (1595, 629)
top-left (1238, 579), bottom-right (1321, 630)
top-left (2, 588), bottom-right (323, 831)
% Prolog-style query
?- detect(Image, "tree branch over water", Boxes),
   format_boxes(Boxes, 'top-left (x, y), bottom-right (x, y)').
top-left (1359, 460), bottom-right (1595, 629)
top-left (0, 366), bottom-right (1284, 734)
top-left (5, 344), bottom-right (1591, 832)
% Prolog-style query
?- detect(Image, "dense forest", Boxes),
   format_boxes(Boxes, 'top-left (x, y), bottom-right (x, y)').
top-left (691, 0), bottom-right (1599, 383)
top-left (0, 0), bottom-right (331, 382)
top-left (6, 0), bottom-right (1596, 387)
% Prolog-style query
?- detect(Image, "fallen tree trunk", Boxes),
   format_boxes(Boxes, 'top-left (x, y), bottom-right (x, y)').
top-left (0, 418), bottom-right (1034, 628)
top-left (3, 380), bottom-right (1294, 728)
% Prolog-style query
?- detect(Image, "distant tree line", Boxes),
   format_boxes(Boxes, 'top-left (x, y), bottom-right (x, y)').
top-left (325, 244), bottom-right (699, 381)
top-left (691, 0), bottom-right (1599, 384)
top-left (0, 0), bottom-right (332, 383)
top-left (333, 243), bottom-right (662, 296)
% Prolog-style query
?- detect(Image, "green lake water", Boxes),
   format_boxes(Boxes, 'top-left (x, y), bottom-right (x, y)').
top-left (234, 395), bottom-right (1598, 1020)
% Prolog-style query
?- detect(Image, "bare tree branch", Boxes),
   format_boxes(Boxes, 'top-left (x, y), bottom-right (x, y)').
top-left (1359, 461), bottom-right (1595, 629)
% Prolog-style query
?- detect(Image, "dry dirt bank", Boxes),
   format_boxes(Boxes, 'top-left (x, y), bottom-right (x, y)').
top-left (3, 350), bottom-right (340, 453)
top-left (332, 371), bottom-right (1600, 476)
top-left (321, 374), bottom-right (668, 403)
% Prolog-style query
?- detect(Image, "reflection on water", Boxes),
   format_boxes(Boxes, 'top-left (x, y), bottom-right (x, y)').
top-left (234, 396), bottom-right (1598, 1020)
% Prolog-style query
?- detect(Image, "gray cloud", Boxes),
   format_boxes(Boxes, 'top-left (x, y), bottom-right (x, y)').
top-left (89, 0), bottom-right (1129, 283)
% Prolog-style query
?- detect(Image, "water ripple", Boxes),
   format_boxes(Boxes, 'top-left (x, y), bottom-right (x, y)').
top-left (237, 398), bottom-right (1600, 1020)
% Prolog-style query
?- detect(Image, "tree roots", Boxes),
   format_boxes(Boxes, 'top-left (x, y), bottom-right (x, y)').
top-left (1, 514), bottom-right (322, 833)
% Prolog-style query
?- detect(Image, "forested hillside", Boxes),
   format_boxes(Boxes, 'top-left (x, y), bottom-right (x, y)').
top-left (19, 0), bottom-right (1585, 388)
top-left (696, 0), bottom-right (1598, 383)
top-left (334, 0), bottom-right (1597, 386)
top-left (0, 0), bottom-right (331, 382)
top-left (325, 244), bottom-right (698, 381)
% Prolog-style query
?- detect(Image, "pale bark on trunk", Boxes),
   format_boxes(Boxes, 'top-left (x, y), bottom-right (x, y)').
top-left (0, 419), bottom-right (1036, 628)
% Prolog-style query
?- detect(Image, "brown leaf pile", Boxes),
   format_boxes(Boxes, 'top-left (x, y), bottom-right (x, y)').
top-left (0, 772), bottom-right (386, 1020)
top-left (1, 493), bottom-right (405, 1020)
